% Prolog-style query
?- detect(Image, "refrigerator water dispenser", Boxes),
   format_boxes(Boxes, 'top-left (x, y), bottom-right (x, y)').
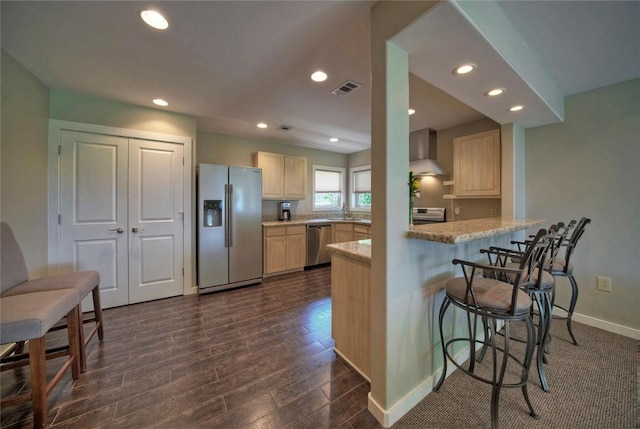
top-left (203, 200), bottom-right (222, 227)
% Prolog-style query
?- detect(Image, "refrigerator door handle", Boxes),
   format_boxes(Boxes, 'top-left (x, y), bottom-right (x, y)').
top-left (224, 184), bottom-right (229, 248)
top-left (228, 184), bottom-right (233, 247)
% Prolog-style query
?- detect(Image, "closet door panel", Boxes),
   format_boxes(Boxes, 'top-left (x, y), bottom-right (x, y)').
top-left (128, 139), bottom-right (184, 304)
top-left (59, 131), bottom-right (129, 308)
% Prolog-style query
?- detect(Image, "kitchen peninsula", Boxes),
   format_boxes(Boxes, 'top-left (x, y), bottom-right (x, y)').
top-left (326, 217), bottom-right (544, 380)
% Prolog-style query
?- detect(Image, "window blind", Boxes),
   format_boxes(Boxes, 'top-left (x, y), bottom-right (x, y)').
top-left (315, 170), bottom-right (342, 192)
top-left (353, 169), bottom-right (371, 193)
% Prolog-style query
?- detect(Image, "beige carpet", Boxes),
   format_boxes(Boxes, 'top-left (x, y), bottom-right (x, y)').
top-left (391, 320), bottom-right (637, 429)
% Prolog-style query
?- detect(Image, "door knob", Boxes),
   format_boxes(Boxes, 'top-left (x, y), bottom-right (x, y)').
top-left (131, 227), bottom-right (144, 233)
top-left (109, 227), bottom-right (125, 233)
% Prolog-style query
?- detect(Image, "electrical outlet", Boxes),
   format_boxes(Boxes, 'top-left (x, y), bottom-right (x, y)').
top-left (489, 209), bottom-right (497, 217)
top-left (596, 276), bottom-right (612, 292)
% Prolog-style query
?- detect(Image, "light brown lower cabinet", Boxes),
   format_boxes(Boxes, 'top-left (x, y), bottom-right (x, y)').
top-left (263, 225), bottom-right (306, 275)
top-left (333, 223), bottom-right (354, 243)
top-left (353, 224), bottom-right (371, 240)
top-left (331, 253), bottom-right (371, 379)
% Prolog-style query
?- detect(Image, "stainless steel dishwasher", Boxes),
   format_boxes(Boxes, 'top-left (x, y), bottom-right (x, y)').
top-left (306, 224), bottom-right (332, 267)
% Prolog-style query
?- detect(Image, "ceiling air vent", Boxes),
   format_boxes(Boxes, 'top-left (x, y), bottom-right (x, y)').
top-left (277, 124), bottom-right (295, 132)
top-left (331, 80), bottom-right (361, 96)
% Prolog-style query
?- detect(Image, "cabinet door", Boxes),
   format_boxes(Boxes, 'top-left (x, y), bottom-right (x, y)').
top-left (286, 233), bottom-right (307, 270)
top-left (258, 152), bottom-right (285, 199)
top-left (354, 232), bottom-right (368, 241)
top-left (284, 156), bottom-right (307, 199)
top-left (265, 235), bottom-right (287, 274)
top-left (334, 231), bottom-right (354, 243)
top-left (334, 224), bottom-right (354, 243)
top-left (453, 129), bottom-right (501, 197)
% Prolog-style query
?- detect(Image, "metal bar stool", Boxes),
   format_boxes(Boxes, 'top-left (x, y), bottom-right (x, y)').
top-left (480, 224), bottom-right (562, 392)
top-left (435, 228), bottom-right (554, 429)
top-left (548, 217), bottom-right (591, 345)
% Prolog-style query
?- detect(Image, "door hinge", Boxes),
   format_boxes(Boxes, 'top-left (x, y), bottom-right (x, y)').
top-left (182, 268), bottom-right (184, 276)
top-left (182, 157), bottom-right (184, 165)
top-left (58, 214), bottom-right (61, 225)
top-left (58, 145), bottom-right (61, 155)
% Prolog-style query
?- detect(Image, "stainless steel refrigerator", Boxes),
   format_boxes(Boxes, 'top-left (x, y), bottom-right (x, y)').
top-left (197, 164), bottom-right (263, 293)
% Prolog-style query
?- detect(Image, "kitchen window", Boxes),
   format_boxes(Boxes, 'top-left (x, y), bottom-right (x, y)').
top-left (351, 165), bottom-right (371, 211)
top-left (312, 165), bottom-right (345, 211)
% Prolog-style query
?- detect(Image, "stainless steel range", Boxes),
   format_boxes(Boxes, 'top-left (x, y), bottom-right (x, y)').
top-left (412, 207), bottom-right (446, 225)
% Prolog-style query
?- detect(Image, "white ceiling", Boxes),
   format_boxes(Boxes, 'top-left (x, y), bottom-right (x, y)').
top-left (2, 1), bottom-right (638, 154)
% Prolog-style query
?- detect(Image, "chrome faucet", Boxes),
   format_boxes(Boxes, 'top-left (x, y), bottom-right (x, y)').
top-left (341, 202), bottom-right (349, 219)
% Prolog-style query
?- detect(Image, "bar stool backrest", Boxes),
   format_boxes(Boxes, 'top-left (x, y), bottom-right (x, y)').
top-left (559, 217), bottom-right (591, 273)
top-left (0, 222), bottom-right (29, 293)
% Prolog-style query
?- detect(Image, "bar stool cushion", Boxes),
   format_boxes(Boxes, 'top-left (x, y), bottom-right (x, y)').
top-left (548, 257), bottom-right (573, 274)
top-left (0, 289), bottom-right (79, 344)
top-left (2, 271), bottom-right (100, 299)
top-left (446, 276), bottom-right (532, 313)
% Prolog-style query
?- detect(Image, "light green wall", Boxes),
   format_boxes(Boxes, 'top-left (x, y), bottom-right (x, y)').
top-left (525, 79), bottom-right (640, 331)
top-left (197, 131), bottom-right (348, 218)
top-left (1, 48), bottom-right (50, 277)
top-left (348, 148), bottom-right (371, 168)
top-left (50, 89), bottom-right (197, 139)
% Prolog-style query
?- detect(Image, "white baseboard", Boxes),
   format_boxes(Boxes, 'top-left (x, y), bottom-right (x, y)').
top-left (367, 345), bottom-right (473, 427)
top-left (572, 312), bottom-right (640, 340)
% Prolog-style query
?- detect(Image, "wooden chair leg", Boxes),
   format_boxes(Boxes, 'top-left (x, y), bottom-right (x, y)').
top-left (91, 286), bottom-right (104, 341)
top-left (28, 337), bottom-right (47, 429)
top-left (77, 305), bottom-right (87, 373)
top-left (67, 306), bottom-right (81, 378)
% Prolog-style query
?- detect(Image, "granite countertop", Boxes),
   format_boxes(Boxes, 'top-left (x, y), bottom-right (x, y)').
top-left (326, 239), bottom-right (371, 263)
top-left (262, 218), bottom-right (371, 227)
top-left (406, 217), bottom-right (546, 244)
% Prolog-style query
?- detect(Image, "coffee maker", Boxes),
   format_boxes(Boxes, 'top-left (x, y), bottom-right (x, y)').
top-left (278, 202), bottom-right (291, 221)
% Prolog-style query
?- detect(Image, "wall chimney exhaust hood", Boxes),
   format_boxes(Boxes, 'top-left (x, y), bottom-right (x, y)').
top-left (409, 128), bottom-right (449, 176)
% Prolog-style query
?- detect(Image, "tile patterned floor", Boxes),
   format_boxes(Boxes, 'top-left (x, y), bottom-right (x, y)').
top-left (1, 266), bottom-right (383, 428)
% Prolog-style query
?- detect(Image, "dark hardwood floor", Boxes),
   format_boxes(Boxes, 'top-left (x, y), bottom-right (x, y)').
top-left (1, 266), bottom-right (384, 428)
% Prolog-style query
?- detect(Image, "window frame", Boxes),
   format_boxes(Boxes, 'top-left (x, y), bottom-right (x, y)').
top-left (350, 164), bottom-right (371, 212)
top-left (312, 165), bottom-right (346, 212)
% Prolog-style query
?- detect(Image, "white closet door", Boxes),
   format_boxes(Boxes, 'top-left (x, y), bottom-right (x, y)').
top-left (127, 139), bottom-right (184, 304)
top-left (60, 131), bottom-right (129, 308)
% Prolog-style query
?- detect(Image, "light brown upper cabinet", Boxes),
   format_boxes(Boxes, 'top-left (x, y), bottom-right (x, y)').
top-left (255, 151), bottom-right (307, 200)
top-left (453, 129), bottom-right (501, 198)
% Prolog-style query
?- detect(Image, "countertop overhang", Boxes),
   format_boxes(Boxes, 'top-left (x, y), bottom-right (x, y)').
top-left (406, 217), bottom-right (546, 244)
top-left (326, 239), bottom-right (371, 263)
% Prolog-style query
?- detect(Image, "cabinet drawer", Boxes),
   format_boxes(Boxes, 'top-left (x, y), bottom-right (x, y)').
top-left (286, 225), bottom-right (306, 235)
top-left (265, 227), bottom-right (286, 237)
top-left (334, 223), bottom-right (354, 232)
top-left (353, 224), bottom-right (369, 234)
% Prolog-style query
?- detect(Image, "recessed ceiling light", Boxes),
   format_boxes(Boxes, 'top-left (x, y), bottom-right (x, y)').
top-left (453, 64), bottom-right (476, 75)
top-left (486, 88), bottom-right (505, 97)
top-left (329, 137), bottom-right (339, 142)
top-left (408, 108), bottom-right (416, 115)
top-left (311, 71), bottom-right (328, 82)
top-left (153, 98), bottom-right (168, 107)
top-left (141, 10), bottom-right (168, 30)
top-left (509, 105), bottom-right (525, 112)
top-left (257, 122), bottom-right (268, 129)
